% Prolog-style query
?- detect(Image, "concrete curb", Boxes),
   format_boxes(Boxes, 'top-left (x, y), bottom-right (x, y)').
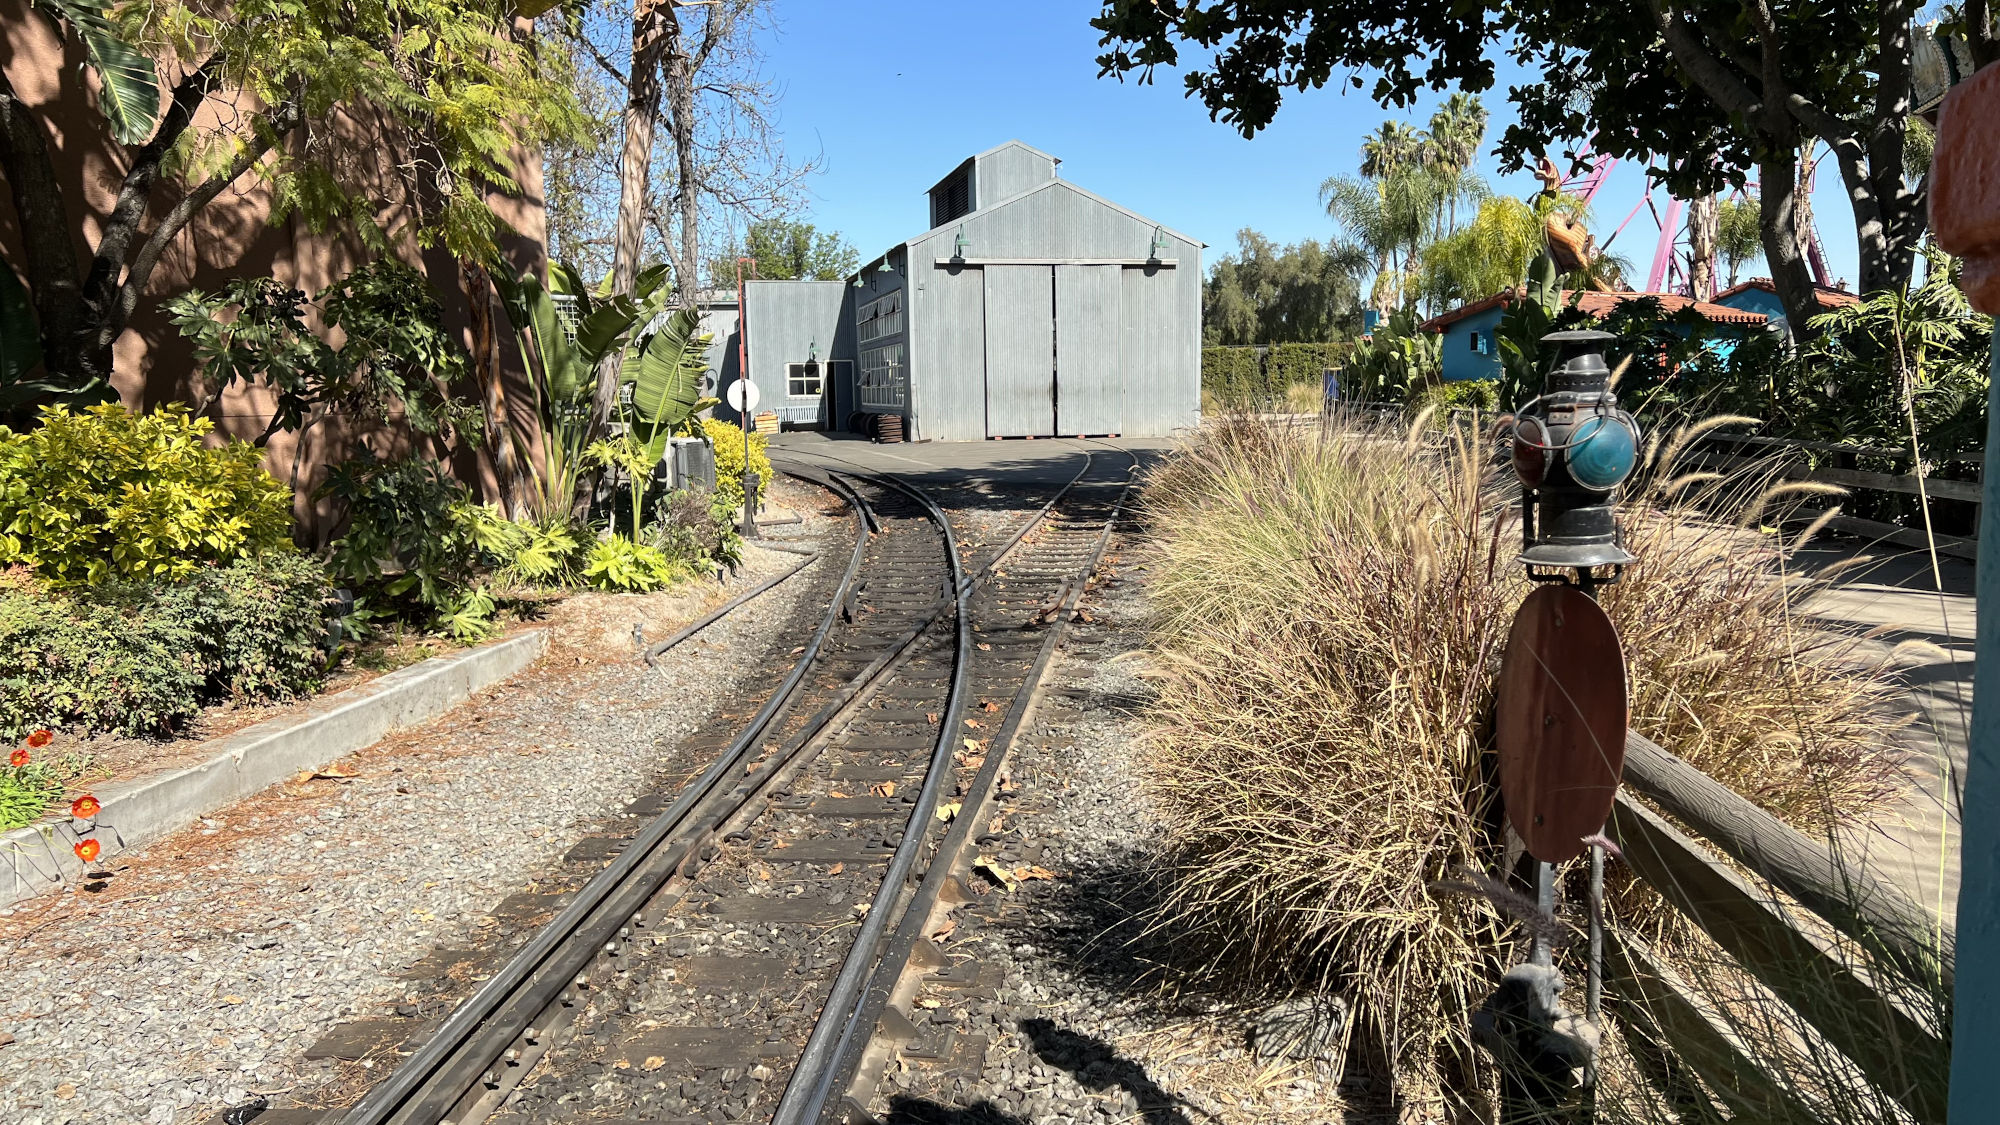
top-left (1, 629), bottom-right (550, 907)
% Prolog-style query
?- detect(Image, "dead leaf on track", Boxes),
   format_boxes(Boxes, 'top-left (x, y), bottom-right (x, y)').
top-left (936, 802), bottom-right (962, 822)
top-left (974, 858), bottom-right (1017, 892)
top-left (976, 642), bottom-right (992, 651)
top-left (643, 1055), bottom-right (666, 1070)
top-left (1014, 865), bottom-right (1057, 882)
top-left (926, 712), bottom-right (940, 724)
top-left (930, 917), bottom-right (958, 941)
top-left (827, 862), bottom-right (844, 875)
top-left (870, 780), bottom-right (898, 798)
top-left (963, 719), bottom-right (982, 729)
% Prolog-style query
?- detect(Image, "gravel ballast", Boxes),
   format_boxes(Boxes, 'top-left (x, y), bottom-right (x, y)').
top-left (866, 529), bottom-right (1374, 1125)
top-left (0, 522), bottom-right (849, 1125)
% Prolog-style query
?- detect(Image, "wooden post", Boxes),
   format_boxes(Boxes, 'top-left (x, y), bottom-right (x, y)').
top-left (1933, 59), bottom-right (2000, 1118)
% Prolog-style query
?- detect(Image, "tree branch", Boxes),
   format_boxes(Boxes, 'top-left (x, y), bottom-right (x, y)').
top-left (83, 57), bottom-right (227, 317)
top-left (104, 98), bottom-right (306, 350)
top-left (1642, 0), bottom-right (1762, 117)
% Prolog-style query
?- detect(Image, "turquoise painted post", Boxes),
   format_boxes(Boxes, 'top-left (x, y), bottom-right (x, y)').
top-left (1952, 325), bottom-right (2000, 1118)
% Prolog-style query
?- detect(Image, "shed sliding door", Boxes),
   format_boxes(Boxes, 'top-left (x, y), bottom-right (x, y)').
top-left (1054, 264), bottom-right (1122, 435)
top-left (982, 266), bottom-right (1055, 437)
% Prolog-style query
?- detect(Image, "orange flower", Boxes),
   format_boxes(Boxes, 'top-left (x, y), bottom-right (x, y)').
top-left (25, 730), bottom-right (51, 748)
top-left (8, 749), bottom-right (26, 768)
top-left (69, 794), bottom-right (101, 820)
top-left (73, 838), bottom-right (100, 863)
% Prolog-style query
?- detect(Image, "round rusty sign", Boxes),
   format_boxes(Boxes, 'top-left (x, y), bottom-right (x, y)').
top-left (1495, 584), bottom-right (1629, 863)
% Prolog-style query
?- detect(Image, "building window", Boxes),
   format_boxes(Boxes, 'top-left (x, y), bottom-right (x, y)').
top-left (859, 342), bottom-right (907, 410)
top-left (1468, 332), bottom-right (1480, 353)
top-left (858, 291), bottom-right (904, 345)
top-left (788, 361), bottom-right (823, 397)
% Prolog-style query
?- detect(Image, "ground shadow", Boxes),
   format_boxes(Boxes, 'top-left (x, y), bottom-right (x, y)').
top-left (1020, 1017), bottom-right (1201, 1125)
top-left (879, 1097), bottom-right (1028, 1124)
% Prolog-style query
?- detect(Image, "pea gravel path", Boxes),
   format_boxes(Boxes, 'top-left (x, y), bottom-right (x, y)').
top-left (0, 526), bottom-right (847, 1125)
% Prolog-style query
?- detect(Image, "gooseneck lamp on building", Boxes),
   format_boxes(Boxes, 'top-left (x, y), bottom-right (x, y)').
top-left (953, 227), bottom-right (970, 260)
top-left (1511, 329), bottom-right (1641, 577)
top-left (1149, 225), bottom-right (1170, 261)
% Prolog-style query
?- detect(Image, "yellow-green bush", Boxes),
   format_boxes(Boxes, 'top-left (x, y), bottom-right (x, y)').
top-left (702, 417), bottom-right (772, 511)
top-left (0, 404), bottom-right (293, 585)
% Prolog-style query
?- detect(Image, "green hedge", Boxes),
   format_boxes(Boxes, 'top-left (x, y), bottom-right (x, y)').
top-left (0, 554), bottom-right (331, 740)
top-left (1204, 343), bottom-right (1346, 407)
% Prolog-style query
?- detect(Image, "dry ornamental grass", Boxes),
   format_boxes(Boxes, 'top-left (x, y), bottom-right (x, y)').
top-left (1135, 412), bottom-right (1903, 1114)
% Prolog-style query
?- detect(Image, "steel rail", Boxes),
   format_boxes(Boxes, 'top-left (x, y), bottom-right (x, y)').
top-left (338, 474), bottom-right (877, 1125)
top-left (342, 448), bottom-right (1107, 1125)
top-left (765, 468), bottom-right (971, 1125)
top-left (813, 447), bottom-right (1142, 1122)
top-left (643, 548), bottom-right (820, 666)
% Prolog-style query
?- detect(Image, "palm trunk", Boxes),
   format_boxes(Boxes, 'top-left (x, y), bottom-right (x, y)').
top-left (1687, 194), bottom-right (1719, 301)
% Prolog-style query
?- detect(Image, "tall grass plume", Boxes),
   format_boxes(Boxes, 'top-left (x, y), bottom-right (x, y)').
top-left (1135, 412), bottom-right (1901, 1107)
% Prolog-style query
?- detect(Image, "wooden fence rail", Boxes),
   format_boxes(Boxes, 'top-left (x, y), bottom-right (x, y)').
top-left (1603, 730), bottom-right (1952, 1123)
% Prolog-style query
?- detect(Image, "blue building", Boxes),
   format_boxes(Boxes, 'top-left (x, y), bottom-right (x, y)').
top-left (1419, 289), bottom-right (1775, 382)
top-left (1711, 278), bottom-right (1861, 334)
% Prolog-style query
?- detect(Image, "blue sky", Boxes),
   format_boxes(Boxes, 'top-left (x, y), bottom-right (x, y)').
top-left (753, 0), bottom-right (1865, 292)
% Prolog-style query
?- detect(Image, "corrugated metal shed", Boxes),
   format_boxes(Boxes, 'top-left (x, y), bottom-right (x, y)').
top-left (742, 141), bottom-right (1202, 441)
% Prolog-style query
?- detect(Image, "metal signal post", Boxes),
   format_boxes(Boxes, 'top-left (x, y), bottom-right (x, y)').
top-left (1481, 329), bottom-right (1641, 1123)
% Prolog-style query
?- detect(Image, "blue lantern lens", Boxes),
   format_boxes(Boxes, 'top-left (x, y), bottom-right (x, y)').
top-left (1567, 415), bottom-right (1637, 491)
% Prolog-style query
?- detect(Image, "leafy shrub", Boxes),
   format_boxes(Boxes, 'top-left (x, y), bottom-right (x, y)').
top-left (0, 553), bottom-right (330, 739)
top-left (0, 404), bottom-right (293, 585)
top-left (501, 517), bottom-right (588, 587)
top-left (320, 456), bottom-right (517, 640)
top-left (134, 553), bottom-right (332, 701)
top-left (1266, 341), bottom-right (1338, 388)
top-left (583, 534), bottom-right (689, 592)
top-left (1412, 378), bottom-right (1500, 418)
top-left (702, 418), bottom-right (772, 512)
top-left (653, 487), bottom-right (740, 574)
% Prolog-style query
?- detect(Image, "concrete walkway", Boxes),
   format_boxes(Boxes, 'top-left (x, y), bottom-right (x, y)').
top-left (1798, 538), bottom-right (1974, 929)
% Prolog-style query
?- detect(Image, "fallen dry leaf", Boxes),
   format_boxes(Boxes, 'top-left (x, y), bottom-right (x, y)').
top-left (974, 858), bottom-right (1017, 892)
top-left (976, 642), bottom-right (992, 651)
top-left (962, 737), bottom-right (980, 752)
top-left (870, 780), bottom-right (898, 798)
top-left (926, 712), bottom-right (940, 724)
top-left (643, 1055), bottom-right (667, 1070)
top-left (612, 1059), bottom-right (631, 1070)
top-left (930, 917), bottom-right (958, 942)
top-left (989, 815), bottom-right (1006, 833)
top-left (828, 790), bottom-right (850, 799)
top-left (1013, 865), bottom-right (1058, 882)
top-left (222, 995), bottom-right (243, 1005)
top-left (980, 700), bottom-right (1001, 713)
top-left (915, 997), bottom-right (942, 1010)
top-left (827, 862), bottom-right (844, 875)
top-left (309, 766), bottom-right (358, 781)
top-left (964, 719), bottom-right (982, 729)
top-left (935, 802), bottom-right (962, 823)
top-left (55, 1083), bottom-right (75, 1100)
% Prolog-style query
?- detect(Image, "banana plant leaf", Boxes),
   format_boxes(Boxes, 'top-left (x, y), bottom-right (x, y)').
top-left (37, 0), bottom-right (161, 145)
top-left (548, 260), bottom-right (593, 318)
top-left (626, 306), bottom-right (713, 427)
top-left (491, 269), bottom-right (587, 406)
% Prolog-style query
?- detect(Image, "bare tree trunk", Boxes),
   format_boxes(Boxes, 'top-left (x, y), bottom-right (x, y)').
top-left (461, 259), bottom-right (525, 518)
top-left (1794, 141), bottom-right (1831, 290)
top-left (666, 20), bottom-right (700, 300)
top-left (1687, 194), bottom-right (1719, 301)
top-left (599, 1), bottom-right (670, 427)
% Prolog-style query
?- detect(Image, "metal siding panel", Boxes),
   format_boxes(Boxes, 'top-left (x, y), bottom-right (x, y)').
top-left (742, 281), bottom-right (846, 425)
top-left (1120, 264), bottom-right (1188, 436)
top-left (982, 265), bottom-right (1054, 437)
top-left (913, 261), bottom-right (988, 441)
top-left (1054, 264), bottom-right (1122, 435)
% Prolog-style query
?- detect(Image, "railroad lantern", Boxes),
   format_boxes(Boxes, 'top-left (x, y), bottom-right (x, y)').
top-left (1511, 330), bottom-right (1640, 572)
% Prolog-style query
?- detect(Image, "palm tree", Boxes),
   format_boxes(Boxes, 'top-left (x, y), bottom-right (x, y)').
top-left (1717, 196), bottom-right (1763, 287)
top-left (1425, 93), bottom-right (1488, 175)
top-left (1360, 121), bottom-right (1424, 181)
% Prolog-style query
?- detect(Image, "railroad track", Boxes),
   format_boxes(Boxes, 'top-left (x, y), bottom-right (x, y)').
top-left (314, 444), bottom-right (1137, 1125)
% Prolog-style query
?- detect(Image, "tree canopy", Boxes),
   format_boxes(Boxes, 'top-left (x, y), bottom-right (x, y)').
top-left (706, 219), bottom-right (861, 286)
top-left (0, 0), bottom-right (585, 398)
top-left (1203, 229), bottom-right (1367, 345)
top-left (1093, 0), bottom-right (1996, 326)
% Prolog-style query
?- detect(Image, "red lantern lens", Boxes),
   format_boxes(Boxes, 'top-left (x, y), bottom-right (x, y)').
top-left (1512, 416), bottom-right (1549, 487)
